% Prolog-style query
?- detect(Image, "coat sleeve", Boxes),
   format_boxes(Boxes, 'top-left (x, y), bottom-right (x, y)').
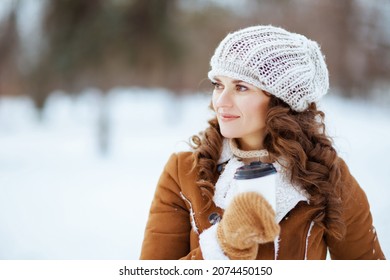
top-left (327, 159), bottom-right (385, 260)
top-left (139, 153), bottom-right (206, 260)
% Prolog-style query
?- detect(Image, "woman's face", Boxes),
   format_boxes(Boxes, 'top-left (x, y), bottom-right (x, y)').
top-left (212, 75), bottom-right (271, 150)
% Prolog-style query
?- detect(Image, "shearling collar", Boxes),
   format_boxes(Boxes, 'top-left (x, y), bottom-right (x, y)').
top-left (214, 138), bottom-right (310, 223)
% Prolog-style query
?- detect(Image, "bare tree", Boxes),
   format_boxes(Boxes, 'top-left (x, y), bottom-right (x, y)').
top-left (27, 0), bottom-right (184, 154)
top-left (0, 0), bottom-right (22, 97)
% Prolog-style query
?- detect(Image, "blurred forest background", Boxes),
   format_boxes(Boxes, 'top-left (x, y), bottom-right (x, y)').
top-left (1, 0), bottom-right (390, 260)
top-left (1, 0), bottom-right (389, 106)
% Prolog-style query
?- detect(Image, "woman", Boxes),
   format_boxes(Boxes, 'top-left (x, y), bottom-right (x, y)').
top-left (140, 25), bottom-right (385, 260)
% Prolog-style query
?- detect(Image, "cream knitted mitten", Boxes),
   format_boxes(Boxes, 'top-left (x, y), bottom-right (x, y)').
top-left (217, 192), bottom-right (280, 260)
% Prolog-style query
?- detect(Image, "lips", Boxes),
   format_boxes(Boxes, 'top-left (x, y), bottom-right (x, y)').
top-left (219, 113), bottom-right (240, 121)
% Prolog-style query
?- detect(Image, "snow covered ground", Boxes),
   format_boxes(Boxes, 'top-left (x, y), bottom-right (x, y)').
top-left (0, 88), bottom-right (389, 259)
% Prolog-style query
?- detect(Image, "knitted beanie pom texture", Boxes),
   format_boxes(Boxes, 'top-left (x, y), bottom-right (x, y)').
top-left (208, 25), bottom-right (329, 112)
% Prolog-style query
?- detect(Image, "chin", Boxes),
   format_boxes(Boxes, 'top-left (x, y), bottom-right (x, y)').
top-left (220, 130), bottom-right (240, 139)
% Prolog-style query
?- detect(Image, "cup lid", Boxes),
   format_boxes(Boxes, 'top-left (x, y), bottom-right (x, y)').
top-left (234, 161), bottom-right (276, 180)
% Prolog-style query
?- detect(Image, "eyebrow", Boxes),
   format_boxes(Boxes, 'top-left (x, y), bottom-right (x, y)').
top-left (214, 78), bottom-right (244, 84)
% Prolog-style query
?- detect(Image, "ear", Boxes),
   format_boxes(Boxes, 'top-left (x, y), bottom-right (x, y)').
top-left (264, 91), bottom-right (272, 97)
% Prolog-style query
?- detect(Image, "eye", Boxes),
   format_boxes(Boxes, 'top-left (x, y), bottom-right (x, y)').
top-left (236, 85), bottom-right (248, 92)
top-left (212, 81), bottom-right (223, 90)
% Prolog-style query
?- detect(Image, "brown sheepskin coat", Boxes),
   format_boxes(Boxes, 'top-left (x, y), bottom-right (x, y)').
top-left (140, 152), bottom-right (385, 260)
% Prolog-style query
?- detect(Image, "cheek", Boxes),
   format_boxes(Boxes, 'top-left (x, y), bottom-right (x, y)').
top-left (211, 93), bottom-right (218, 110)
top-left (258, 100), bottom-right (270, 118)
top-left (246, 98), bottom-right (269, 122)
top-left (211, 96), bottom-right (217, 111)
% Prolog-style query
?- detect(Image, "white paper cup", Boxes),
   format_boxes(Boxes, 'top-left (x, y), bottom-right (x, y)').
top-left (233, 162), bottom-right (277, 210)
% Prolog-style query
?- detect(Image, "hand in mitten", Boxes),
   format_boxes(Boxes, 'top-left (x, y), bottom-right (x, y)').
top-left (217, 192), bottom-right (280, 260)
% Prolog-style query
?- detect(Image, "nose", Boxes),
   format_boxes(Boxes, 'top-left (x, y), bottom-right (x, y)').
top-left (214, 87), bottom-right (233, 108)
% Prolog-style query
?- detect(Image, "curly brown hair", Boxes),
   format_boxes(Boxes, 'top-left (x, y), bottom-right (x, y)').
top-left (190, 96), bottom-right (346, 240)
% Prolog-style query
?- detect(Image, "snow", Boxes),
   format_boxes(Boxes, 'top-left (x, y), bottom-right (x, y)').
top-left (0, 88), bottom-right (389, 259)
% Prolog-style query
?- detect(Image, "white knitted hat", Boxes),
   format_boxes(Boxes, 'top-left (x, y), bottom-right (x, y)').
top-left (208, 25), bottom-right (329, 112)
